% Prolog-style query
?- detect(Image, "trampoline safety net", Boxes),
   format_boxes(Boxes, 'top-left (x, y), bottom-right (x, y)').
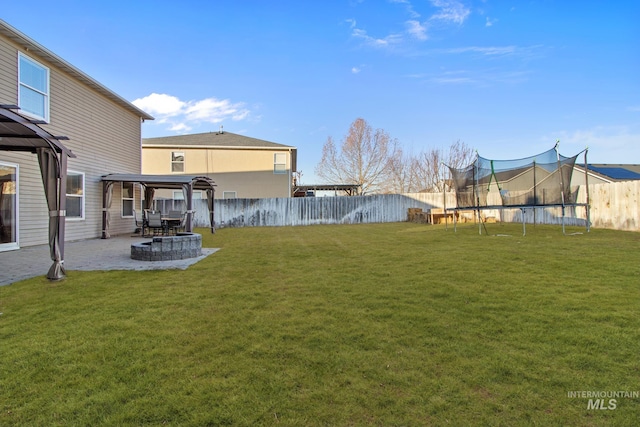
top-left (448, 145), bottom-right (580, 209)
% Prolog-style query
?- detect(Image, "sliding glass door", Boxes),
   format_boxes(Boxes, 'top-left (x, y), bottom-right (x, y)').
top-left (0, 162), bottom-right (18, 251)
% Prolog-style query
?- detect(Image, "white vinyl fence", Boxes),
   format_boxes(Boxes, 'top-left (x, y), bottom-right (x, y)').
top-left (152, 181), bottom-right (639, 232)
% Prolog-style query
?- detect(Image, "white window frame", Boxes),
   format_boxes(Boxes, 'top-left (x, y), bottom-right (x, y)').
top-left (18, 53), bottom-right (50, 123)
top-left (274, 152), bottom-right (287, 174)
top-left (66, 171), bottom-right (85, 220)
top-left (223, 191), bottom-right (237, 199)
top-left (121, 182), bottom-right (135, 218)
top-left (171, 151), bottom-right (185, 173)
top-left (0, 161), bottom-right (20, 252)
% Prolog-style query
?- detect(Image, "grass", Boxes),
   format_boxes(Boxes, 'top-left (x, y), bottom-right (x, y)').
top-left (0, 222), bottom-right (639, 426)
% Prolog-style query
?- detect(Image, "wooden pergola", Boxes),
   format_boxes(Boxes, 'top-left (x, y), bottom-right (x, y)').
top-left (101, 174), bottom-right (217, 238)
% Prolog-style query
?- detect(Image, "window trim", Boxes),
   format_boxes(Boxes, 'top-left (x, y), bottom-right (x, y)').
top-left (66, 171), bottom-right (85, 221)
top-left (274, 152), bottom-right (287, 174)
top-left (171, 151), bottom-right (185, 173)
top-left (18, 52), bottom-right (50, 123)
top-left (121, 182), bottom-right (135, 218)
top-left (223, 191), bottom-right (237, 199)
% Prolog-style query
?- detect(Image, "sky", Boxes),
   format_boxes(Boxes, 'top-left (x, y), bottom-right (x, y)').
top-left (3, 1), bottom-right (639, 183)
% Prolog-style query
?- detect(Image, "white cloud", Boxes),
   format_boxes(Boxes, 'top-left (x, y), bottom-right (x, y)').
top-left (348, 0), bottom-right (473, 50)
top-left (351, 28), bottom-right (403, 48)
top-left (132, 93), bottom-right (250, 133)
top-left (169, 122), bottom-right (191, 132)
top-left (132, 93), bottom-right (185, 121)
top-left (406, 20), bottom-right (428, 40)
top-left (547, 126), bottom-right (640, 161)
top-left (429, 70), bottom-right (476, 84)
top-left (426, 69), bottom-right (531, 86)
top-left (429, 0), bottom-right (470, 25)
top-left (433, 76), bottom-right (475, 84)
top-left (351, 66), bottom-right (361, 74)
top-left (391, 0), bottom-right (421, 18)
top-left (445, 46), bottom-right (517, 56)
top-left (485, 17), bottom-right (497, 27)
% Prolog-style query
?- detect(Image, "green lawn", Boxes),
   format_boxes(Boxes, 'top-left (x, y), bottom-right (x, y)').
top-left (1, 222), bottom-right (638, 426)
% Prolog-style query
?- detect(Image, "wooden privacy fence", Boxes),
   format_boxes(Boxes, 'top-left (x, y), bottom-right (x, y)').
top-left (152, 181), bottom-right (639, 232)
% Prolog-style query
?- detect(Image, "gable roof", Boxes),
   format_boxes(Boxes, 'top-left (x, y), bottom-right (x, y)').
top-left (0, 19), bottom-right (154, 121)
top-left (142, 131), bottom-right (296, 150)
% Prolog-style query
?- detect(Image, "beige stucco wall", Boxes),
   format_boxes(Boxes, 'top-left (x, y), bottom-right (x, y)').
top-left (142, 147), bottom-right (292, 199)
top-left (0, 35), bottom-right (143, 248)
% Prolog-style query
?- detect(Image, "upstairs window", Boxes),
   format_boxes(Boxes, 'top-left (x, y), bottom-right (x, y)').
top-left (19, 53), bottom-right (50, 122)
top-left (274, 153), bottom-right (286, 174)
top-left (171, 151), bottom-right (184, 173)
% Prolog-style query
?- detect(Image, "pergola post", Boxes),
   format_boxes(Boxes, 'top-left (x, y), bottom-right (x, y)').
top-left (57, 152), bottom-right (67, 274)
top-left (101, 181), bottom-right (113, 239)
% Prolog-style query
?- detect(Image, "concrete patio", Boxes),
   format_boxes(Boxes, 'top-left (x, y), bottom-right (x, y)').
top-left (0, 235), bottom-right (219, 286)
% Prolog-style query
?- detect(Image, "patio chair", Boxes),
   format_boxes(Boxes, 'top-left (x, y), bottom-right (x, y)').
top-left (147, 211), bottom-right (164, 235)
top-left (167, 210), bottom-right (185, 235)
top-left (132, 209), bottom-right (145, 236)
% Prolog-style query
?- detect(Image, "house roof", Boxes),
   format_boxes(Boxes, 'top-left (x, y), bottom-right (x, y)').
top-left (0, 19), bottom-right (154, 121)
top-left (142, 131), bottom-right (296, 150)
top-left (587, 164), bottom-right (640, 181)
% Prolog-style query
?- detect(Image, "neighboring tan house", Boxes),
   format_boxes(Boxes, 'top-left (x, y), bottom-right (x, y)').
top-left (142, 131), bottom-right (297, 199)
top-left (0, 20), bottom-right (153, 254)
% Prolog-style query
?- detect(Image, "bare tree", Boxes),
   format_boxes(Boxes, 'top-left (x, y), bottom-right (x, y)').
top-left (292, 170), bottom-right (303, 186)
top-left (382, 146), bottom-right (413, 194)
top-left (411, 140), bottom-right (474, 192)
top-left (315, 118), bottom-right (399, 195)
top-left (410, 148), bottom-right (443, 192)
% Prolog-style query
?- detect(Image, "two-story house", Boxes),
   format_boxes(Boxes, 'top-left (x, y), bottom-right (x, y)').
top-left (0, 20), bottom-right (153, 277)
top-left (142, 131), bottom-right (297, 199)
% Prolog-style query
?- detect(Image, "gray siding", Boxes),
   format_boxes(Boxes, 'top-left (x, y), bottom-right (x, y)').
top-left (0, 33), bottom-right (142, 247)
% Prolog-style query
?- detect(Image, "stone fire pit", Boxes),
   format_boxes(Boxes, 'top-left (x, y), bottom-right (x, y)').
top-left (131, 232), bottom-right (202, 261)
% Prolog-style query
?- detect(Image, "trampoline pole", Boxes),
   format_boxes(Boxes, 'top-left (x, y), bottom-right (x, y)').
top-left (474, 163), bottom-right (481, 235)
top-left (555, 141), bottom-right (567, 235)
top-left (533, 160), bottom-right (537, 226)
top-left (453, 208), bottom-right (457, 232)
top-left (443, 185), bottom-right (448, 231)
top-left (584, 147), bottom-right (591, 232)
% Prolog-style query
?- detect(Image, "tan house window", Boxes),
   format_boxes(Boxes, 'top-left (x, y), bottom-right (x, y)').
top-left (18, 53), bottom-right (50, 122)
top-left (223, 191), bottom-right (237, 199)
top-left (274, 153), bottom-right (286, 174)
top-left (66, 171), bottom-right (84, 219)
top-left (171, 151), bottom-right (184, 172)
top-left (122, 182), bottom-right (134, 217)
top-left (172, 190), bottom-right (203, 200)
